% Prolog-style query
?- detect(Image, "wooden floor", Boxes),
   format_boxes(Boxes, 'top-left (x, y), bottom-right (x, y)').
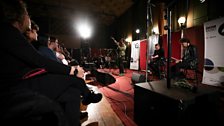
top-left (81, 84), bottom-right (124, 126)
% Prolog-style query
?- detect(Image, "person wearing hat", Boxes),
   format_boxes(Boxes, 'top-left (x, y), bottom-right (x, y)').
top-left (171, 38), bottom-right (198, 80)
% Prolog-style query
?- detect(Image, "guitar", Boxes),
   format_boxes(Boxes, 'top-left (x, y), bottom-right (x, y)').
top-left (171, 57), bottom-right (182, 63)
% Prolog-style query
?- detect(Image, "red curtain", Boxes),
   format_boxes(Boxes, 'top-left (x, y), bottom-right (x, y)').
top-left (162, 31), bottom-right (181, 60)
top-left (140, 39), bottom-right (147, 70)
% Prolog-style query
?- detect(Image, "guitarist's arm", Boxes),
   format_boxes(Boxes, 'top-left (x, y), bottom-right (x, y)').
top-left (111, 37), bottom-right (119, 45)
top-left (151, 54), bottom-right (159, 59)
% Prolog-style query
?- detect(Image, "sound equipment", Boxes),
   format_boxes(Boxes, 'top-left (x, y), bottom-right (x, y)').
top-left (91, 69), bottom-right (116, 85)
top-left (134, 80), bottom-right (220, 125)
top-left (131, 72), bottom-right (146, 84)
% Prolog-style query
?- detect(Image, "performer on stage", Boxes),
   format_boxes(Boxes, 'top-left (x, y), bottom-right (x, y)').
top-left (148, 43), bottom-right (165, 78)
top-left (111, 37), bottom-right (127, 76)
top-left (171, 38), bottom-right (198, 80)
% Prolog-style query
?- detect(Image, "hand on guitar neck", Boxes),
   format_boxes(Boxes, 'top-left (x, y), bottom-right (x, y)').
top-left (171, 57), bottom-right (182, 63)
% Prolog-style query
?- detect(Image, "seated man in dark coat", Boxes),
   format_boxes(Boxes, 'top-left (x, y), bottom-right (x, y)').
top-left (171, 38), bottom-right (198, 80)
top-left (148, 43), bottom-right (165, 79)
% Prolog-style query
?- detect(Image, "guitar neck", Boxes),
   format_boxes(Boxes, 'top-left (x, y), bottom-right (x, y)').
top-left (171, 57), bottom-right (179, 61)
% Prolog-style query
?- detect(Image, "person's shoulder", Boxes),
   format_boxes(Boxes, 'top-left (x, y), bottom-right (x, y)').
top-left (38, 46), bottom-right (53, 53)
top-left (159, 48), bottom-right (164, 51)
top-left (39, 46), bottom-right (49, 50)
top-left (0, 22), bottom-right (20, 35)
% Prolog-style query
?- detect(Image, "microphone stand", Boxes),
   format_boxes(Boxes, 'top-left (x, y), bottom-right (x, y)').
top-left (145, 0), bottom-right (153, 82)
top-left (166, 8), bottom-right (171, 88)
top-left (166, 0), bottom-right (178, 88)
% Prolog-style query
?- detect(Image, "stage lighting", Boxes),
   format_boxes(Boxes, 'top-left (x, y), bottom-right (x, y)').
top-left (136, 29), bottom-right (140, 34)
top-left (178, 17), bottom-right (186, 29)
top-left (77, 23), bottom-right (92, 39)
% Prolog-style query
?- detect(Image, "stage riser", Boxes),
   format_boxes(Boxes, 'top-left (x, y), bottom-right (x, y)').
top-left (134, 81), bottom-right (220, 125)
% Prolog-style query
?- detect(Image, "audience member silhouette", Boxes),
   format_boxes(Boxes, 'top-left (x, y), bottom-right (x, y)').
top-left (24, 20), bottom-right (40, 48)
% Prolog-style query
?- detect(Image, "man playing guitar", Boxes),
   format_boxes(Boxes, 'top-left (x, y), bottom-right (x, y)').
top-left (171, 38), bottom-right (198, 80)
top-left (148, 43), bottom-right (165, 78)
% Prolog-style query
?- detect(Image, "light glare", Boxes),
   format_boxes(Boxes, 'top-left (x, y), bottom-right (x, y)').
top-left (77, 23), bottom-right (92, 39)
top-left (136, 29), bottom-right (140, 34)
top-left (178, 17), bottom-right (186, 24)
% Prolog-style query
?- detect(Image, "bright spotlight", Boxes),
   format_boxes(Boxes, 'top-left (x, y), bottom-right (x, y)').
top-left (136, 29), bottom-right (140, 34)
top-left (77, 22), bottom-right (92, 39)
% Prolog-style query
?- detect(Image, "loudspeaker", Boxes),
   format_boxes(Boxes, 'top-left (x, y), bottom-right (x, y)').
top-left (131, 72), bottom-right (146, 84)
top-left (134, 80), bottom-right (220, 125)
top-left (91, 69), bottom-right (116, 85)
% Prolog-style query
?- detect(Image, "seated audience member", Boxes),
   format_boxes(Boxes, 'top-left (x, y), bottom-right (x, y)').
top-left (171, 38), bottom-right (198, 81)
top-left (24, 20), bottom-right (40, 48)
top-left (38, 35), bottom-right (62, 63)
top-left (37, 34), bottom-right (89, 121)
top-left (43, 36), bottom-right (69, 65)
top-left (61, 44), bottom-right (73, 62)
top-left (56, 43), bottom-right (69, 65)
top-left (24, 20), bottom-right (39, 42)
top-left (148, 43), bottom-right (165, 78)
top-left (0, 1), bottom-right (102, 126)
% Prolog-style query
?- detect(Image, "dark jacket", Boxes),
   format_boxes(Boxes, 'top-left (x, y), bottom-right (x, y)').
top-left (182, 44), bottom-right (198, 69)
top-left (38, 46), bottom-right (62, 63)
top-left (153, 48), bottom-right (165, 62)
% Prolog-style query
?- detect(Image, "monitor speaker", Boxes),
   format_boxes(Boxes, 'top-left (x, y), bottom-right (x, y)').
top-left (91, 69), bottom-right (116, 85)
top-left (131, 72), bottom-right (146, 84)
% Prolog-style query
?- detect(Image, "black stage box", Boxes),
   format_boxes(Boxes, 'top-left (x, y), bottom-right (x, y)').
top-left (134, 80), bottom-right (220, 125)
top-left (131, 72), bottom-right (146, 84)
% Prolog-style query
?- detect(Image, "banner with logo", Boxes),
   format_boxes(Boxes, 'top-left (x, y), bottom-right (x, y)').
top-left (130, 40), bottom-right (140, 70)
top-left (202, 17), bottom-right (224, 86)
top-left (140, 35), bottom-right (159, 70)
top-left (148, 34), bottom-right (159, 56)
